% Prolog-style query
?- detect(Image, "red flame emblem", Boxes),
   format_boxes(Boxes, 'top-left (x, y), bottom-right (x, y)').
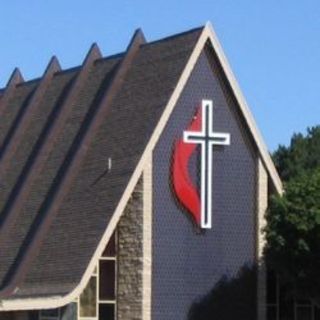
top-left (172, 107), bottom-right (202, 226)
top-left (172, 100), bottom-right (231, 229)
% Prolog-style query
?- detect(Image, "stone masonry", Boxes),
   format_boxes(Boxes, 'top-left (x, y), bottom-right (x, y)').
top-left (117, 177), bottom-right (144, 320)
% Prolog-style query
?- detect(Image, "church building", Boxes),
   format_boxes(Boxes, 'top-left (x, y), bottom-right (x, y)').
top-left (0, 23), bottom-right (283, 320)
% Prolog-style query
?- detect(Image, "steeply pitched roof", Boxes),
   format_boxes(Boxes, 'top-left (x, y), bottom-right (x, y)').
top-left (0, 26), bottom-right (204, 310)
top-left (0, 23), bottom-right (282, 310)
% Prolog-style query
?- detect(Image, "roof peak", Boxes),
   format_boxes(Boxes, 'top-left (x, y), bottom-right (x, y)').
top-left (0, 26), bottom-right (205, 91)
top-left (142, 26), bottom-right (204, 47)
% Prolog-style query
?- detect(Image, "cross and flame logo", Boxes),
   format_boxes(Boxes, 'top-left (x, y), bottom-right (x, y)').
top-left (172, 100), bottom-right (231, 229)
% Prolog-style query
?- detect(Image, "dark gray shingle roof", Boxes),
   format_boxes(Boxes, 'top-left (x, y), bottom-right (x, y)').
top-left (0, 26), bottom-right (203, 301)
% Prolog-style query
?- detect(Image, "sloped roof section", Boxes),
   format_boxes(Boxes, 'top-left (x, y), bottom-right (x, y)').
top-left (0, 26), bottom-right (204, 309)
top-left (0, 23), bottom-right (282, 310)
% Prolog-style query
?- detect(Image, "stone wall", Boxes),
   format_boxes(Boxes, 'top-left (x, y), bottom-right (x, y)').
top-left (0, 170), bottom-right (151, 320)
top-left (117, 177), bottom-right (144, 320)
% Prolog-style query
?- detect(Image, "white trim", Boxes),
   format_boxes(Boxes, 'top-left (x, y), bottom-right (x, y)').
top-left (0, 21), bottom-right (282, 311)
top-left (99, 257), bottom-right (116, 261)
top-left (183, 100), bottom-right (230, 229)
top-left (98, 300), bottom-right (116, 304)
top-left (257, 158), bottom-right (268, 320)
top-left (95, 260), bottom-right (99, 320)
top-left (205, 22), bottom-right (282, 194)
top-left (142, 156), bottom-right (152, 320)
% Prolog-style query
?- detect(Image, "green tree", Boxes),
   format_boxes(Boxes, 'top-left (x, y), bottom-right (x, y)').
top-left (265, 168), bottom-right (320, 301)
top-left (265, 125), bottom-right (320, 301)
top-left (273, 126), bottom-right (320, 181)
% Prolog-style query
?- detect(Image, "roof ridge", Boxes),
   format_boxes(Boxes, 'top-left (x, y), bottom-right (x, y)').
top-left (0, 28), bottom-right (203, 93)
top-left (142, 26), bottom-right (204, 47)
top-left (0, 45), bottom-right (102, 296)
top-left (0, 56), bottom-right (61, 176)
top-left (0, 68), bottom-right (24, 119)
top-left (0, 30), bottom-right (144, 297)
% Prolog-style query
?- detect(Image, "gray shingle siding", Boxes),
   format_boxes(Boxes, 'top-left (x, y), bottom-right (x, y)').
top-left (152, 45), bottom-right (257, 319)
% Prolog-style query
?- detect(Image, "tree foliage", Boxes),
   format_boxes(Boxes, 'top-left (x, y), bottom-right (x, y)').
top-left (265, 168), bottom-right (320, 300)
top-left (265, 125), bottom-right (320, 301)
top-left (273, 126), bottom-right (320, 181)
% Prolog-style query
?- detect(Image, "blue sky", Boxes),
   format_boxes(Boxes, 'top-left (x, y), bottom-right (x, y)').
top-left (0, 0), bottom-right (319, 151)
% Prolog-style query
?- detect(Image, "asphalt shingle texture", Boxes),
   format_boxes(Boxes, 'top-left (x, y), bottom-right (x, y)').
top-left (0, 27), bottom-right (202, 300)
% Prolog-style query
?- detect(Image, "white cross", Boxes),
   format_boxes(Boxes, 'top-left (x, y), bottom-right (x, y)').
top-left (183, 100), bottom-right (231, 229)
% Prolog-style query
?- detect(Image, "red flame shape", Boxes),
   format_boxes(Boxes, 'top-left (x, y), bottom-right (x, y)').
top-left (172, 107), bottom-right (202, 225)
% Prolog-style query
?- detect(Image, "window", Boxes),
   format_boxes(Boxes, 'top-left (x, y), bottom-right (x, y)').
top-left (38, 232), bottom-right (117, 320)
top-left (79, 276), bottom-right (97, 317)
top-left (99, 260), bottom-right (115, 301)
top-left (98, 231), bottom-right (117, 319)
top-left (266, 270), bottom-right (279, 320)
top-left (295, 299), bottom-right (320, 320)
top-left (77, 231), bottom-right (117, 320)
top-left (99, 304), bottom-right (115, 319)
top-left (266, 270), bottom-right (320, 320)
